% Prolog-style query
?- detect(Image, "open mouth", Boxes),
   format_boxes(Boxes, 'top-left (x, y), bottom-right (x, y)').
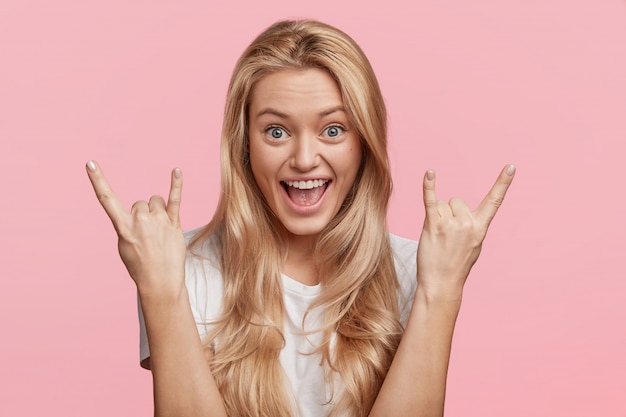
top-left (281, 179), bottom-right (330, 207)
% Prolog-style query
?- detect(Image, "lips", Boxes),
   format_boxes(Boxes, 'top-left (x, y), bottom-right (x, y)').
top-left (281, 179), bottom-right (330, 207)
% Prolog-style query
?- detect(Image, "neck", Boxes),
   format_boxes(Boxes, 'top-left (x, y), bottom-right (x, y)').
top-left (280, 232), bottom-right (319, 286)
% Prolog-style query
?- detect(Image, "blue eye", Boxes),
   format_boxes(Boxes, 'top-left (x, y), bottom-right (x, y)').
top-left (324, 126), bottom-right (344, 138)
top-left (267, 127), bottom-right (286, 139)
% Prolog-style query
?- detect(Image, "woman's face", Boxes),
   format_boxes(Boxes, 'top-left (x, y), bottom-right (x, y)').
top-left (248, 68), bottom-right (362, 242)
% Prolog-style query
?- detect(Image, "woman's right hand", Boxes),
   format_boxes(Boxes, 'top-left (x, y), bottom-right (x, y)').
top-left (86, 160), bottom-right (187, 300)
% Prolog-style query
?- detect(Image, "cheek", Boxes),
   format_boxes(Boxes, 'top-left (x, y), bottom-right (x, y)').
top-left (344, 143), bottom-right (364, 191)
top-left (248, 139), bottom-right (266, 176)
top-left (346, 141), bottom-right (364, 175)
top-left (249, 156), bottom-right (266, 188)
top-left (249, 161), bottom-right (273, 206)
top-left (249, 144), bottom-right (278, 194)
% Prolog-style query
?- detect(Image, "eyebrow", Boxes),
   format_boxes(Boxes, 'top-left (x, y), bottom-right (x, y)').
top-left (255, 106), bottom-right (346, 119)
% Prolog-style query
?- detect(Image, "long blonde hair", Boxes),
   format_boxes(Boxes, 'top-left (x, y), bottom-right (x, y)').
top-left (190, 19), bottom-right (402, 417)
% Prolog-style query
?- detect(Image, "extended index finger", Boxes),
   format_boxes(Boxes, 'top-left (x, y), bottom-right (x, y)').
top-left (86, 160), bottom-right (126, 225)
top-left (474, 164), bottom-right (516, 226)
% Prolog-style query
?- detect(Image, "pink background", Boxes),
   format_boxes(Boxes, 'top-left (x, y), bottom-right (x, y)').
top-left (1, 1), bottom-right (625, 416)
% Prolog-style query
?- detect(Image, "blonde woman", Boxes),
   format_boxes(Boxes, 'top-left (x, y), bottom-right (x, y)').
top-left (86, 20), bottom-right (515, 417)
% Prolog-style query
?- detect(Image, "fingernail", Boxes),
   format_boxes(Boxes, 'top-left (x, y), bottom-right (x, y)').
top-left (506, 165), bottom-right (516, 176)
top-left (426, 170), bottom-right (434, 180)
top-left (87, 160), bottom-right (96, 172)
top-left (174, 168), bottom-right (181, 179)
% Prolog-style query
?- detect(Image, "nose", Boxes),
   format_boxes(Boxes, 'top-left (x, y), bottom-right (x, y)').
top-left (290, 135), bottom-right (320, 171)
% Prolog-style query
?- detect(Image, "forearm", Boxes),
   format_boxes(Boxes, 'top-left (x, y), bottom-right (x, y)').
top-left (371, 165), bottom-right (515, 416)
top-left (369, 287), bottom-right (461, 417)
top-left (140, 288), bottom-right (227, 417)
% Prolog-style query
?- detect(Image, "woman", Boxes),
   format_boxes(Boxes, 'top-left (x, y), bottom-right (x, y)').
top-left (86, 20), bottom-right (515, 417)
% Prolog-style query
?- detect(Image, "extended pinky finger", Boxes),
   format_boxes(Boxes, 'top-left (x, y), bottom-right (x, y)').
top-left (422, 169), bottom-right (439, 219)
top-left (166, 168), bottom-right (183, 221)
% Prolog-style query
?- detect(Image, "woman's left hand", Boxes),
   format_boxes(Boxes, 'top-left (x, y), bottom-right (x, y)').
top-left (416, 165), bottom-right (516, 302)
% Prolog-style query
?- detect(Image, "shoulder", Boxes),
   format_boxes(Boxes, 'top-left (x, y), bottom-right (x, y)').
top-left (182, 227), bottom-right (224, 326)
top-left (389, 234), bottom-right (418, 325)
top-left (389, 233), bottom-right (418, 257)
top-left (389, 233), bottom-right (418, 276)
top-left (184, 227), bottom-right (220, 258)
top-left (183, 226), bottom-right (222, 280)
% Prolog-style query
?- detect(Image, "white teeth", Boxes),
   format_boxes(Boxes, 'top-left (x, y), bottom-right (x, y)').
top-left (286, 179), bottom-right (328, 189)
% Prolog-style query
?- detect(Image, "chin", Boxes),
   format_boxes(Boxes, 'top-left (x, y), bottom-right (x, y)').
top-left (280, 217), bottom-right (332, 240)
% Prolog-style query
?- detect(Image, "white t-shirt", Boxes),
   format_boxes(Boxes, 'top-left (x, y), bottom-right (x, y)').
top-left (139, 230), bottom-right (418, 417)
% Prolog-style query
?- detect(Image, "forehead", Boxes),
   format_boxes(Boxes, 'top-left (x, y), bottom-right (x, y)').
top-left (249, 68), bottom-right (344, 114)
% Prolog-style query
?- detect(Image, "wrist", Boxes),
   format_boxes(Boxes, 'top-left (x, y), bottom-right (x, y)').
top-left (137, 280), bottom-right (188, 311)
top-left (415, 283), bottom-right (463, 311)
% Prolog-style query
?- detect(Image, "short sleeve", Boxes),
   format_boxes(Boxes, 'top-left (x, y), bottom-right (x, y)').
top-left (390, 234), bottom-right (418, 327)
top-left (138, 295), bottom-right (150, 368)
